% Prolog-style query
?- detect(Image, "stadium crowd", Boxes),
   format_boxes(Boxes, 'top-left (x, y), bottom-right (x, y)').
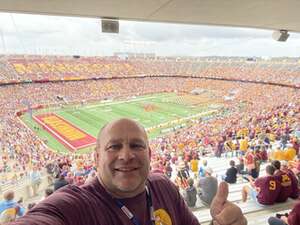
top-left (1, 55), bottom-right (300, 86)
top-left (0, 55), bottom-right (300, 224)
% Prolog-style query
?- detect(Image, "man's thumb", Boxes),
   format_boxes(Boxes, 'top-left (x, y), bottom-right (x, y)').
top-left (210, 181), bottom-right (229, 217)
top-left (215, 181), bottom-right (229, 204)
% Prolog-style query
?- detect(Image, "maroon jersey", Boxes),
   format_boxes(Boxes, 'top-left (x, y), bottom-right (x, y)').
top-left (275, 170), bottom-right (293, 202)
top-left (254, 176), bottom-right (281, 205)
top-left (9, 173), bottom-right (200, 225)
top-left (288, 201), bottom-right (300, 225)
top-left (260, 150), bottom-right (268, 161)
top-left (286, 169), bottom-right (299, 199)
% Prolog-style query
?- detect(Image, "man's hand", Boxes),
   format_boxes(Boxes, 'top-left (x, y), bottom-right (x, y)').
top-left (210, 182), bottom-right (247, 225)
top-left (280, 216), bottom-right (288, 224)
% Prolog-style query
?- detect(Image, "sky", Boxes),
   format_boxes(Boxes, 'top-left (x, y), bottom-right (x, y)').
top-left (0, 12), bottom-right (300, 57)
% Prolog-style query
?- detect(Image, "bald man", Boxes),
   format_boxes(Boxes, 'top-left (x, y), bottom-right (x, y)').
top-left (9, 118), bottom-right (246, 225)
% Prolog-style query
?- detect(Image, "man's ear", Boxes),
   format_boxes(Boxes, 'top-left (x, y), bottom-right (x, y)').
top-left (94, 150), bottom-right (100, 165)
top-left (148, 147), bottom-right (152, 158)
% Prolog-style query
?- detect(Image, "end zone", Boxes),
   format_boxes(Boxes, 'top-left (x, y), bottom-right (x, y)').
top-left (33, 113), bottom-right (96, 152)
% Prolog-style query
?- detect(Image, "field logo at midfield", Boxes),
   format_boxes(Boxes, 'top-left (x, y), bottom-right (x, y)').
top-left (33, 113), bottom-right (96, 151)
top-left (142, 103), bottom-right (158, 112)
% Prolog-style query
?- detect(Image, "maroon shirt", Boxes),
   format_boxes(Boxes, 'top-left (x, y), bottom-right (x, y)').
top-left (288, 201), bottom-right (300, 225)
top-left (254, 176), bottom-right (280, 205)
top-left (10, 173), bottom-right (200, 225)
top-left (286, 169), bottom-right (299, 199)
top-left (275, 170), bottom-right (292, 202)
top-left (260, 150), bottom-right (268, 161)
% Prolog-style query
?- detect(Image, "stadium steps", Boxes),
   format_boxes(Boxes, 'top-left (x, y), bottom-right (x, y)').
top-left (201, 209), bottom-right (290, 225)
top-left (194, 198), bottom-right (296, 224)
top-left (191, 157), bottom-right (294, 225)
top-left (246, 209), bottom-right (289, 225)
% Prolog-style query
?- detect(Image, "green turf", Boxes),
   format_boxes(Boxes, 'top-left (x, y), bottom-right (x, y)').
top-left (21, 92), bottom-right (221, 154)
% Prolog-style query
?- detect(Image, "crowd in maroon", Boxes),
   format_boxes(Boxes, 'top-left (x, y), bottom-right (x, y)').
top-left (0, 55), bottom-right (300, 224)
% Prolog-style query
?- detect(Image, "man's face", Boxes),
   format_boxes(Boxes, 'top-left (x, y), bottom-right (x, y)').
top-left (96, 119), bottom-right (150, 198)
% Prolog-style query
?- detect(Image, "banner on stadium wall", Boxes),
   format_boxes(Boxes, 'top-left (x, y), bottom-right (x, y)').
top-left (33, 113), bottom-right (96, 151)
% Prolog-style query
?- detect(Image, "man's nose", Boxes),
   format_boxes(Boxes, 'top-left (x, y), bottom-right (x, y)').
top-left (118, 145), bottom-right (135, 161)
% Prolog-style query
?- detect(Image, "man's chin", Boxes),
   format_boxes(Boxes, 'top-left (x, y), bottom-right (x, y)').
top-left (114, 183), bottom-right (145, 197)
top-left (117, 184), bottom-right (140, 192)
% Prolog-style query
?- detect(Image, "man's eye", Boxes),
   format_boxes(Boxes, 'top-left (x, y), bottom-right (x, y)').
top-left (107, 144), bottom-right (122, 151)
top-left (130, 143), bottom-right (146, 150)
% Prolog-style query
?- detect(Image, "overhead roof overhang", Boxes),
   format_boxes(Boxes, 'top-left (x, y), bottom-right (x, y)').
top-left (0, 0), bottom-right (299, 32)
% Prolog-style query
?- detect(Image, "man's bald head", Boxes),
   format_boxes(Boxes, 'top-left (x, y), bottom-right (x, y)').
top-left (96, 118), bottom-right (148, 150)
top-left (94, 118), bottom-right (151, 198)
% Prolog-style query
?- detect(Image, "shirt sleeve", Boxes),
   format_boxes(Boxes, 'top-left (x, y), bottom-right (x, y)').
top-left (165, 177), bottom-right (201, 225)
top-left (288, 201), bottom-right (300, 225)
top-left (176, 192), bottom-right (201, 225)
top-left (9, 186), bottom-right (84, 225)
top-left (254, 177), bottom-right (261, 187)
top-left (9, 205), bottom-right (66, 225)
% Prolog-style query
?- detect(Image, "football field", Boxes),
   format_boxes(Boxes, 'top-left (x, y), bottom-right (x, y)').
top-left (21, 92), bottom-right (221, 154)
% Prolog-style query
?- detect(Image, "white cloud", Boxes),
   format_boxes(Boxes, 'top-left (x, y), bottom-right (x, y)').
top-left (0, 12), bottom-right (299, 57)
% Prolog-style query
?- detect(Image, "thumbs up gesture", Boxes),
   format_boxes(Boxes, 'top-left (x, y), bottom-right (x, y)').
top-left (210, 182), bottom-right (247, 225)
